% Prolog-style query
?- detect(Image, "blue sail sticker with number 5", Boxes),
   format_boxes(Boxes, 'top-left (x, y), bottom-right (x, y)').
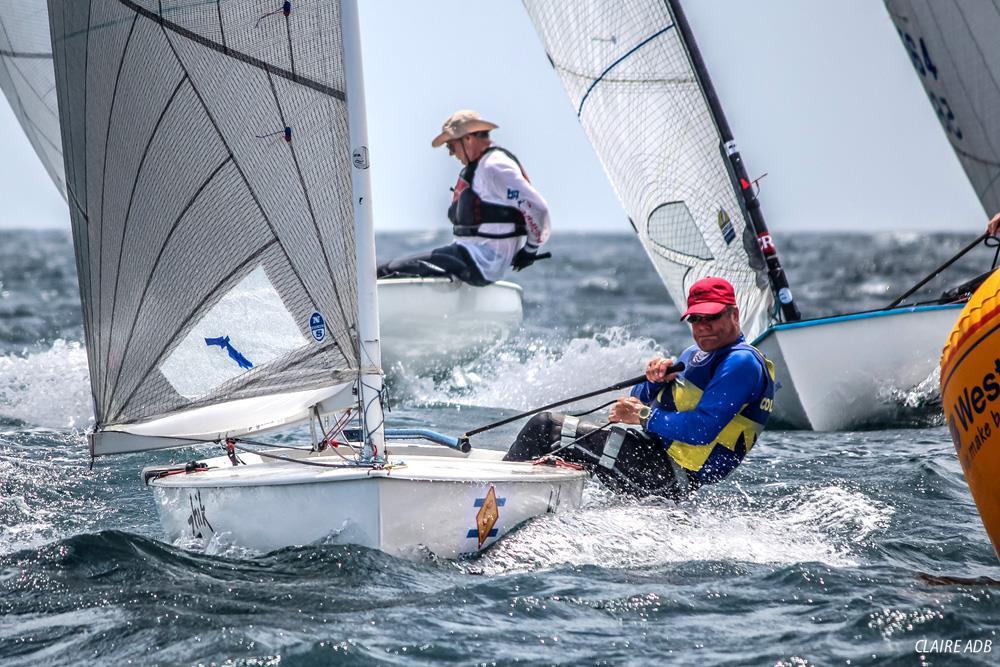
top-left (309, 312), bottom-right (326, 342)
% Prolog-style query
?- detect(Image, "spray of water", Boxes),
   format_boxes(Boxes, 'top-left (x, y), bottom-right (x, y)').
top-left (0, 340), bottom-right (92, 429)
top-left (394, 327), bottom-right (668, 411)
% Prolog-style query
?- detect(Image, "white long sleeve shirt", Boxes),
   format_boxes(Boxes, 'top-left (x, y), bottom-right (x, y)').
top-left (453, 148), bottom-right (551, 282)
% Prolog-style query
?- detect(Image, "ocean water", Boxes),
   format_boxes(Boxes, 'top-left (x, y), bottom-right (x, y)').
top-left (2, 229), bottom-right (1000, 666)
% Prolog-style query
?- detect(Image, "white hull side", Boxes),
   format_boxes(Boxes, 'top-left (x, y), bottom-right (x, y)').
top-left (377, 278), bottom-right (522, 371)
top-left (149, 445), bottom-right (585, 559)
top-left (755, 305), bottom-right (962, 431)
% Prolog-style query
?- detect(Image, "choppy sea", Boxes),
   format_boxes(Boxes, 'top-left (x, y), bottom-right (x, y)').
top-left (2, 229), bottom-right (999, 666)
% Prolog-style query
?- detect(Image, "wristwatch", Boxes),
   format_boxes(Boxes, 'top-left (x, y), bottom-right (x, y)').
top-left (638, 405), bottom-right (652, 429)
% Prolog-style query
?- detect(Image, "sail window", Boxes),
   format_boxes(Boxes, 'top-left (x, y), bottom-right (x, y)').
top-left (160, 266), bottom-right (307, 398)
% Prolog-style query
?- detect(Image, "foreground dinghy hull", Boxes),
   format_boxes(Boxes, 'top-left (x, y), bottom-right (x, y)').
top-left (755, 304), bottom-right (963, 430)
top-left (147, 445), bottom-right (585, 558)
top-left (377, 278), bottom-right (523, 371)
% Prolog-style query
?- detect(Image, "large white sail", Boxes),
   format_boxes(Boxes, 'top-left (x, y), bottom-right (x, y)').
top-left (48, 0), bottom-right (364, 453)
top-left (0, 0), bottom-right (64, 196)
top-left (884, 1), bottom-right (1000, 216)
top-left (522, 0), bottom-right (774, 340)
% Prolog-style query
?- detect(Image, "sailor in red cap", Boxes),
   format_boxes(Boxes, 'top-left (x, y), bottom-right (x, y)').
top-left (505, 276), bottom-right (775, 499)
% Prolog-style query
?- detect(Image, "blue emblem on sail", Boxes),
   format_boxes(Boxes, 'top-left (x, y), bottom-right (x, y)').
top-left (204, 336), bottom-right (254, 369)
top-left (309, 312), bottom-right (326, 342)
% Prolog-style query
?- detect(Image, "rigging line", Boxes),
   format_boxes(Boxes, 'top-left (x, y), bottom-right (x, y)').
top-left (577, 23), bottom-right (675, 117)
top-left (110, 238), bottom-right (280, 421)
top-left (264, 71), bottom-right (353, 366)
top-left (104, 156), bottom-right (233, 417)
top-left (230, 442), bottom-right (370, 469)
top-left (214, 0), bottom-right (226, 49)
top-left (925, 3), bottom-right (1000, 162)
top-left (101, 74), bottom-right (189, 412)
top-left (115, 0), bottom-right (345, 101)
top-left (0, 49), bottom-right (52, 59)
top-left (94, 11), bottom-right (139, 410)
top-left (157, 22), bottom-right (326, 313)
top-left (284, 5), bottom-right (295, 75)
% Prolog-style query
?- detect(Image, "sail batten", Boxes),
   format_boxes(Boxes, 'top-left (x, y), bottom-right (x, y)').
top-left (523, 0), bottom-right (773, 339)
top-left (49, 0), bottom-right (363, 451)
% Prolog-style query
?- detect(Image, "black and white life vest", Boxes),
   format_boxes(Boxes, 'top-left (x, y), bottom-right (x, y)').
top-left (447, 146), bottom-right (528, 239)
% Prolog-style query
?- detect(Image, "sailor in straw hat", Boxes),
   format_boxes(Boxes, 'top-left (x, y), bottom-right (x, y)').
top-left (377, 110), bottom-right (551, 285)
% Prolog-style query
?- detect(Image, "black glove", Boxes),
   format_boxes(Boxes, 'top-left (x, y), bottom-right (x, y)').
top-left (512, 244), bottom-right (549, 271)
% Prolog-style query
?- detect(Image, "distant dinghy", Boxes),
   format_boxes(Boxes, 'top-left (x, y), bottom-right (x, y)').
top-left (941, 269), bottom-right (1000, 557)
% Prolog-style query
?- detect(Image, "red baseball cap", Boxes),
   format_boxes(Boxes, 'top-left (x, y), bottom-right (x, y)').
top-left (681, 276), bottom-right (737, 320)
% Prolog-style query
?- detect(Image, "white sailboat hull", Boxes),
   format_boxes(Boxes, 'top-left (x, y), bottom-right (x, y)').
top-left (754, 304), bottom-right (962, 430)
top-left (377, 278), bottom-right (523, 371)
top-left (147, 444), bottom-right (585, 558)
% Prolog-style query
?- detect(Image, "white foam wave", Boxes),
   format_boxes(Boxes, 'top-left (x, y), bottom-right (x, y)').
top-left (0, 340), bottom-right (93, 429)
top-left (471, 482), bottom-right (893, 574)
top-left (398, 327), bottom-right (667, 411)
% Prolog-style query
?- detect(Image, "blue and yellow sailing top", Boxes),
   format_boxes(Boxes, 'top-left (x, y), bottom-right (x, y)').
top-left (630, 335), bottom-right (775, 485)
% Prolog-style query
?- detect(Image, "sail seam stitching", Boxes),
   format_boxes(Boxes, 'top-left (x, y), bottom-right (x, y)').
top-left (95, 10), bottom-right (139, 410)
top-left (105, 155), bottom-right (234, 422)
top-left (576, 24), bottom-right (674, 117)
top-left (115, 0), bottom-right (345, 101)
top-left (156, 18), bottom-right (323, 312)
top-left (103, 74), bottom-right (189, 411)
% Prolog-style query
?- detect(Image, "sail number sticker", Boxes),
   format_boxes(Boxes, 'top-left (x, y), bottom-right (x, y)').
top-left (309, 312), bottom-right (326, 342)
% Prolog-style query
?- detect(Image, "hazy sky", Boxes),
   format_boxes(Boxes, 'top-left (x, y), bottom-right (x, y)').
top-left (0, 0), bottom-right (988, 233)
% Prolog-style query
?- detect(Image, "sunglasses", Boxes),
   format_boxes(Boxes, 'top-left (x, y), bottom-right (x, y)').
top-left (686, 310), bottom-right (728, 324)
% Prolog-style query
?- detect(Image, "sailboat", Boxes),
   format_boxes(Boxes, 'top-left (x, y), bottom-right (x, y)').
top-left (0, 0), bottom-right (522, 374)
top-left (39, 0), bottom-right (585, 558)
top-left (522, 0), bottom-right (992, 430)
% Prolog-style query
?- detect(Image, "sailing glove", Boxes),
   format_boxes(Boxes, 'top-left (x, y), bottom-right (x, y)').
top-left (512, 243), bottom-right (541, 271)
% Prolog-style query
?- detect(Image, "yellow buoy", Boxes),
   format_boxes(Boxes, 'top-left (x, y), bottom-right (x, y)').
top-left (941, 269), bottom-right (1000, 556)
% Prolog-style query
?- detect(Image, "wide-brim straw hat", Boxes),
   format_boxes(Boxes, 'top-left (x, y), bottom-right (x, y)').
top-left (431, 110), bottom-right (499, 148)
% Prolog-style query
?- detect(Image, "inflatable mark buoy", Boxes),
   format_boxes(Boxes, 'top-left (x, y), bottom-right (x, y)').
top-left (941, 269), bottom-right (1000, 557)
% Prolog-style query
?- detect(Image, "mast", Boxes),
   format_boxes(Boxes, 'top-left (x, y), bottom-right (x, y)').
top-left (667, 0), bottom-right (801, 322)
top-left (341, 0), bottom-right (386, 461)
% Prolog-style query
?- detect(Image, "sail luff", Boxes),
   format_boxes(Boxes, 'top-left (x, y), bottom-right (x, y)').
top-left (341, 0), bottom-right (385, 460)
top-left (666, 0), bottom-right (800, 322)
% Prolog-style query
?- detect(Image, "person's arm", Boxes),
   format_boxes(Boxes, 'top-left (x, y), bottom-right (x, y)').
top-left (988, 212), bottom-right (1000, 236)
top-left (644, 351), bottom-right (764, 445)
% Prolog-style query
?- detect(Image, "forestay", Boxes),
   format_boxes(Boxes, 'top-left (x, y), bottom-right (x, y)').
top-left (522, 0), bottom-right (773, 340)
top-left (48, 0), bottom-right (362, 453)
top-left (884, 1), bottom-right (1000, 216)
top-left (0, 0), bottom-right (64, 196)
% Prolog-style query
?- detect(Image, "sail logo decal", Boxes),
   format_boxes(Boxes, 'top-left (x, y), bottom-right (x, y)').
top-left (187, 489), bottom-right (214, 539)
top-left (717, 208), bottom-right (735, 244)
top-left (205, 335), bottom-right (253, 369)
top-left (353, 146), bottom-right (369, 169)
top-left (690, 350), bottom-right (712, 366)
top-left (467, 486), bottom-right (505, 548)
top-left (757, 232), bottom-right (776, 256)
top-left (309, 312), bottom-right (326, 342)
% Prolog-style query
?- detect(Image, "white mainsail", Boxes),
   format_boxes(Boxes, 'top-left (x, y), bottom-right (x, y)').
top-left (884, 1), bottom-right (1000, 217)
top-left (0, 0), bottom-right (64, 196)
top-left (48, 0), bottom-right (375, 454)
top-left (522, 0), bottom-right (774, 340)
